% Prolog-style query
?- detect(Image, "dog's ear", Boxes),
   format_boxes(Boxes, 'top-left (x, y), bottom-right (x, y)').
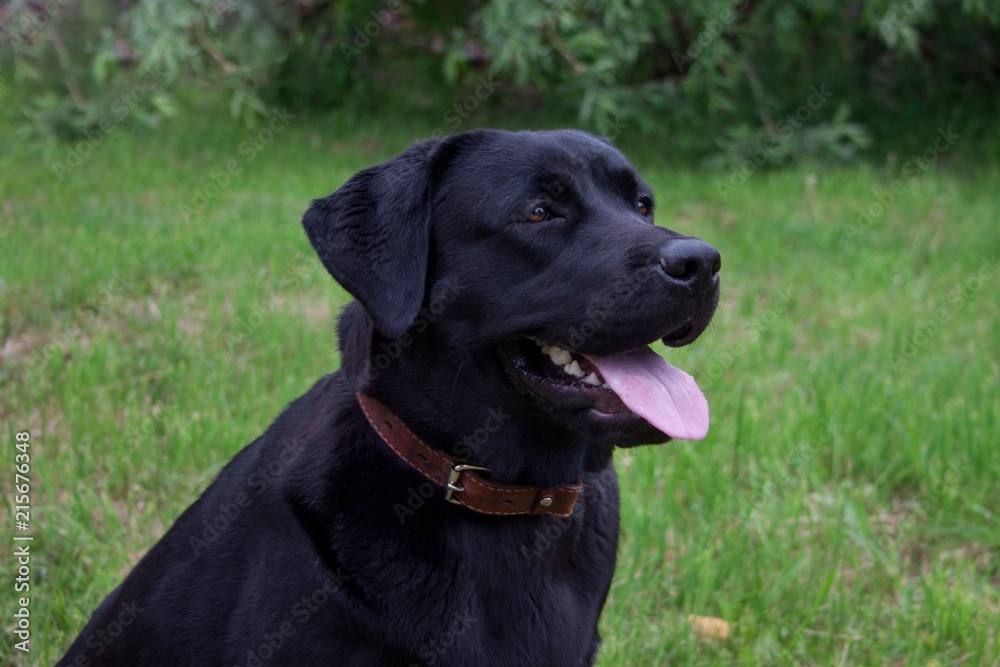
top-left (302, 137), bottom-right (455, 339)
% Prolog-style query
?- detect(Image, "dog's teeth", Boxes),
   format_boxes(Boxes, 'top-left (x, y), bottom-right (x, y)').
top-left (600, 381), bottom-right (610, 389)
top-left (583, 372), bottom-right (600, 386)
top-left (564, 360), bottom-right (584, 378)
top-left (549, 347), bottom-right (572, 366)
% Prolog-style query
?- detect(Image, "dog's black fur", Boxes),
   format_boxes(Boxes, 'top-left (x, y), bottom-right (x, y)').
top-left (60, 129), bottom-right (720, 667)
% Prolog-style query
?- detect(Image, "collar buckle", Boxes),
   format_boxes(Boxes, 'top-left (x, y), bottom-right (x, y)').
top-left (443, 463), bottom-right (491, 504)
top-left (357, 393), bottom-right (581, 517)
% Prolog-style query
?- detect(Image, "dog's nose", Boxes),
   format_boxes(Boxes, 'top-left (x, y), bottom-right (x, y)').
top-left (658, 238), bottom-right (721, 285)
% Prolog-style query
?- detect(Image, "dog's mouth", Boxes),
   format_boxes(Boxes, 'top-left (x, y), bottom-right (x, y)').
top-left (499, 337), bottom-right (709, 440)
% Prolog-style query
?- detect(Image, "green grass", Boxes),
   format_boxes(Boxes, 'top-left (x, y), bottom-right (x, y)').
top-left (1, 102), bottom-right (998, 666)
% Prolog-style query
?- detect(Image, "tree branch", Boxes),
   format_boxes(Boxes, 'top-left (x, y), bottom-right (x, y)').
top-left (45, 23), bottom-right (87, 107)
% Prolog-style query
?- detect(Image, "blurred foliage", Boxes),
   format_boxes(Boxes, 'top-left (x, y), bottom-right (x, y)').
top-left (2, 0), bottom-right (999, 164)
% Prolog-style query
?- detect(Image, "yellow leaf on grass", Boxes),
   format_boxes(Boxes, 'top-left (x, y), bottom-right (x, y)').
top-left (687, 615), bottom-right (731, 641)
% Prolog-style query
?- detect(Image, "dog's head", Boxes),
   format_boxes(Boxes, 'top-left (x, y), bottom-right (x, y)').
top-left (304, 129), bottom-right (719, 451)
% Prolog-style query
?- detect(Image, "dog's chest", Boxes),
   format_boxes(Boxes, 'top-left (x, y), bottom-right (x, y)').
top-left (414, 513), bottom-right (615, 666)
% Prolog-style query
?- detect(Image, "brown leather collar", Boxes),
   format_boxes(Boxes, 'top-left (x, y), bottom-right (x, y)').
top-left (357, 394), bottom-right (582, 517)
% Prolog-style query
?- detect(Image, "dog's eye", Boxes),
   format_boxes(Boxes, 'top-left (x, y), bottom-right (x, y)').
top-left (528, 206), bottom-right (551, 223)
top-left (636, 198), bottom-right (652, 217)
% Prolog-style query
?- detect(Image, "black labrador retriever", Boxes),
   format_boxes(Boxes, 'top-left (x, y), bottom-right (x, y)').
top-left (59, 129), bottom-right (720, 667)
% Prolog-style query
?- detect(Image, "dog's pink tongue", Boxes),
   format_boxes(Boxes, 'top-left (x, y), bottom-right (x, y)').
top-left (584, 347), bottom-right (709, 440)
